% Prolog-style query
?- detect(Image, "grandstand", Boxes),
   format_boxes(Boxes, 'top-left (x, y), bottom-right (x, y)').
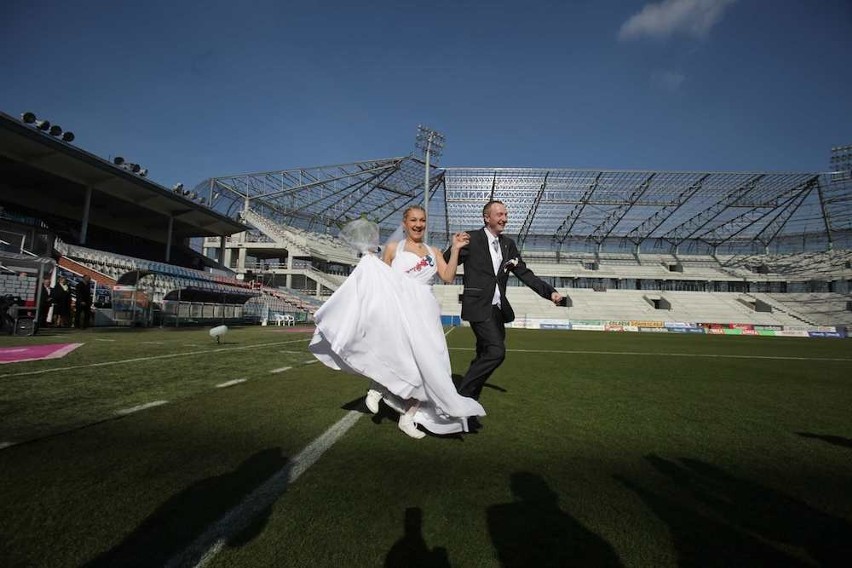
top-left (1, 108), bottom-right (850, 335)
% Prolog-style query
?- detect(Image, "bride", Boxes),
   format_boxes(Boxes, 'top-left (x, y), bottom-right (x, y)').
top-left (310, 206), bottom-right (485, 438)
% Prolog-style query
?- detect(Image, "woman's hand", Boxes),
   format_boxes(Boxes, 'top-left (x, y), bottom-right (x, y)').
top-left (452, 232), bottom-right (470, 251)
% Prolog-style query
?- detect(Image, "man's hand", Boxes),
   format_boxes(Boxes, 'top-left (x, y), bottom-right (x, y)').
top-left (551, 291), bottom-right (563, 305)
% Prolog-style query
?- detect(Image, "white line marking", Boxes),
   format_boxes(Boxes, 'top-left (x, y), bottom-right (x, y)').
top-left (278, 350), bottom-right (302, 354)
top-left (0, 442), bottom-right (16, 450)
top-left (95, 338), bottom-right (117, 342)
top-left (449, 347), bottom-right (852, 362)
top-left (270, 366), bottom-right (292, 374)
top-left (303, 360), bottom-right (318, 365)
top-left (0, 339), bottom-right (311, 378)
top-left (166, 411), bottom-right (363, 568)
top-left (141, 341), bottom-right (165, 345)
top-left (215, 379), bottom-right (247, 388)
top-left (115, 400), bottom-right (168, 415)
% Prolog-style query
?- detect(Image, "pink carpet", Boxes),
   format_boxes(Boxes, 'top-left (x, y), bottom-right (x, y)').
top-left (0, 343), bottom-right (83, 364)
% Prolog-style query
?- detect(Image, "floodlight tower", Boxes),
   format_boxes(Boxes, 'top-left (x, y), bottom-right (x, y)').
top-left (415, 125), bottom-right (445, 243)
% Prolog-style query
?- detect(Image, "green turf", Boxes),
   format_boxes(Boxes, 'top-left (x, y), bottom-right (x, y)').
top-left (0, 327), bottom-right (850, 567)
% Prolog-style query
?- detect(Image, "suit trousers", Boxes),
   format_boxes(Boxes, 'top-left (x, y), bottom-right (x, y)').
top-left (459, 305), bottom-right (506, 400)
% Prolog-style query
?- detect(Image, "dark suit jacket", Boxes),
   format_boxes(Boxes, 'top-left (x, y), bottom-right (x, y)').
top-left (446, 228), bottom-right (556, 323)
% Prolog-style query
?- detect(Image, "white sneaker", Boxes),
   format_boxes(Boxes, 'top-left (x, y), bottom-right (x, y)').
top-left (398, 414), bottom-right (426, 439)
top-left (365, 389), bottom-right (382, 414)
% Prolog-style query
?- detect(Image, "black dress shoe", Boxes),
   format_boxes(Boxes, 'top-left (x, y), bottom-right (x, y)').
top-left (467, 417), bottom-right (483, 432)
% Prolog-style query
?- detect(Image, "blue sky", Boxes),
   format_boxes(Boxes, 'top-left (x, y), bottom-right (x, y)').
top-left (2, 0), bottom-right (850, 191)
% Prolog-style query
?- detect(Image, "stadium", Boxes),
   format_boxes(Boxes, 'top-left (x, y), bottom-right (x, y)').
top-left (1, 111), bottom-right (851, 566)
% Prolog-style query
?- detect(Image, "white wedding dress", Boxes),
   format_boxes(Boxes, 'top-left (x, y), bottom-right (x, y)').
top-left (310, 241), bottom-right (485, 434)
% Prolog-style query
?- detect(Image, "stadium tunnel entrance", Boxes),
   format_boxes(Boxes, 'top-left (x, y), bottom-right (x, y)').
top-left (113, 270), bottom-right (258, 327)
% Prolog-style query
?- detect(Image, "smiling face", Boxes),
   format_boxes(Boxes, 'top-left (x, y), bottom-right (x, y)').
top-left (483, 201), bottom-right (508, 235)
top-left (403, 206), bottom-right (427, 242)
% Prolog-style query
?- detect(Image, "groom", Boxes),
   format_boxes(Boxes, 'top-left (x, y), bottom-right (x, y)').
top-left (446, 200), bottom-right (563, 414)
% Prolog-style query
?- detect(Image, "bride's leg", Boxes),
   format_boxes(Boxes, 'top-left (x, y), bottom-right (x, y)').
top-left (365, 382), bottom-right (383, 414)
top-left (398, 399), bottom-right (425, 439)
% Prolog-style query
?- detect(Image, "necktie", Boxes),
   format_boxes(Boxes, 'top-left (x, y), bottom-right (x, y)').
top-left (492, 237), bottom-right (502, 274)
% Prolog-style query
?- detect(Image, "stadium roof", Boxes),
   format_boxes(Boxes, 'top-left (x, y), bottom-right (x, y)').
top-left (0, 111), bottom-right (247, 247)
top-left (197, 157), bottom-right (851, 256)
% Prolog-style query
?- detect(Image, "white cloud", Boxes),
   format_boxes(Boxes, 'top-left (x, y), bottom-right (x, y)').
top-left (651, 70), bottom-right (686, 92)
top-left (619, 0), bottom-right (737, 41)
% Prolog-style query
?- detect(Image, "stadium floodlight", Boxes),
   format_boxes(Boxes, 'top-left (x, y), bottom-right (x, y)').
top-left (415, 125), bottom-right (445, 243)
top-left (172, 183), bottom-right (184, 193)
top-left (20, 112), bottom-right (74, 142)
top-left (137, 168), bottom-right (148, 177)
top-left (113, 156), bottom-right (125, 165)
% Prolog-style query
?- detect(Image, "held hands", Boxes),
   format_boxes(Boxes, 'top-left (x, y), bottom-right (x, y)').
top-left (452, 232), bottom-right (470, 250)
top-left (551, 291), bottom-right (564, 305)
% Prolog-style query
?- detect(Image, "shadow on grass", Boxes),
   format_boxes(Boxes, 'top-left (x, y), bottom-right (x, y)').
top-left (83, 448), bottom-right (289, 567)
top-left (384, 507), bottom-right (451, 568)
top-left (487, 472), bottom-right (623, 566)
top-left (796, 431), bottom-right (852, 449)
top-left (616, 454), bottom-right (852, 566)
top-left (451, 373), bottom-right (507, 393)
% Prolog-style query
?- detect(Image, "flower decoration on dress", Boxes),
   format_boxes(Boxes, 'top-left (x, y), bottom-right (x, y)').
top-left (406, 254), bottom-right (435, 273)
top-left (502, 257), bottom-right (519, 273)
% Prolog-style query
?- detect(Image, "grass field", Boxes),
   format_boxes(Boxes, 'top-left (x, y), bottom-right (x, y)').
top-left (1, 325), bottom-right (851, 567)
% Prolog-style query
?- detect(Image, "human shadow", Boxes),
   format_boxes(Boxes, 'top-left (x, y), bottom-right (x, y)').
top-left (384, 507), bottom-right (451, 568)
top-left (619, 454), bottom-right (852, 566)
top-left (796, 431), bottom-right (852, 449)
top-left (615, 472), bottom-right (805, 567)
top-left (84, 448), bottom-right (289, 567)
top-left (451, 373), bottom-right (507, 393)
top-left (487, 472), bottom-right (622, 567)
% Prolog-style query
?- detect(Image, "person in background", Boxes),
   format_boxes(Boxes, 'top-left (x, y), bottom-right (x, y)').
top-left (74, 275), bottom-right (92, 329)
top-left (51, 276), bottom-right (72, 328)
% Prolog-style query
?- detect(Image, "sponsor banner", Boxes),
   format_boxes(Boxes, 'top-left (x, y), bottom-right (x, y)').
top-left (742, 328), bottom-right (758, 336)
top-left (783, 326), bottom-right (809, 332)
top-left (723, 329), bottom-right (743, 335)
top-left (808, 331), bottom-right (844, 339)
top-left (667, 327), bottom-right (706, 334)
top-left (630, 320), bottom-right (665, 328)
top-left (731, 323), bottom-right (755, 331)
top-left (605, 324), bottom-right (624, 332)
top-left (777, 330), bottom-right (810, 338)
top-left (664, 321), bottom-right (696, 329)
top-left (639, 327), bottom-right (669, 333)
top-left (754, 325), bottom-right (783, 331)
top-left (815, 326), bottom-right (838, 333)
top-left (569, 323), bottom-right (604, 331)
top-left (757, 330), bottom-right (778, 336)
top-left (706, 328), bottom-right (725, 335)
top-left (624, 325), bottom-right (640, 332)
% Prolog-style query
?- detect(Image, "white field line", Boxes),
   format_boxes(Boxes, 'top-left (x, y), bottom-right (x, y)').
top-left (95, 338), bottom-right (116, 342)
top-left (166, 411), bottom-right (363, 568)
top-left (215, 379), bottom-right (247, 388)
top-left (448, 346), bottom-right (852, 362)
top-left (303, 359), bottom-right (318, 365)
top-left (115, 400), bottom-right (168, 416)
top-left (0, 442), bottom-right (16, 450)
top-left (270, 366), bottom-right (292, 374)
top-left (0, 339), bottom-right (311, 378)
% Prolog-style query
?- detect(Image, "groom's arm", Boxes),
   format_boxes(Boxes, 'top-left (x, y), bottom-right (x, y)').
top-left (504, 242), bottom-right (556, 300)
